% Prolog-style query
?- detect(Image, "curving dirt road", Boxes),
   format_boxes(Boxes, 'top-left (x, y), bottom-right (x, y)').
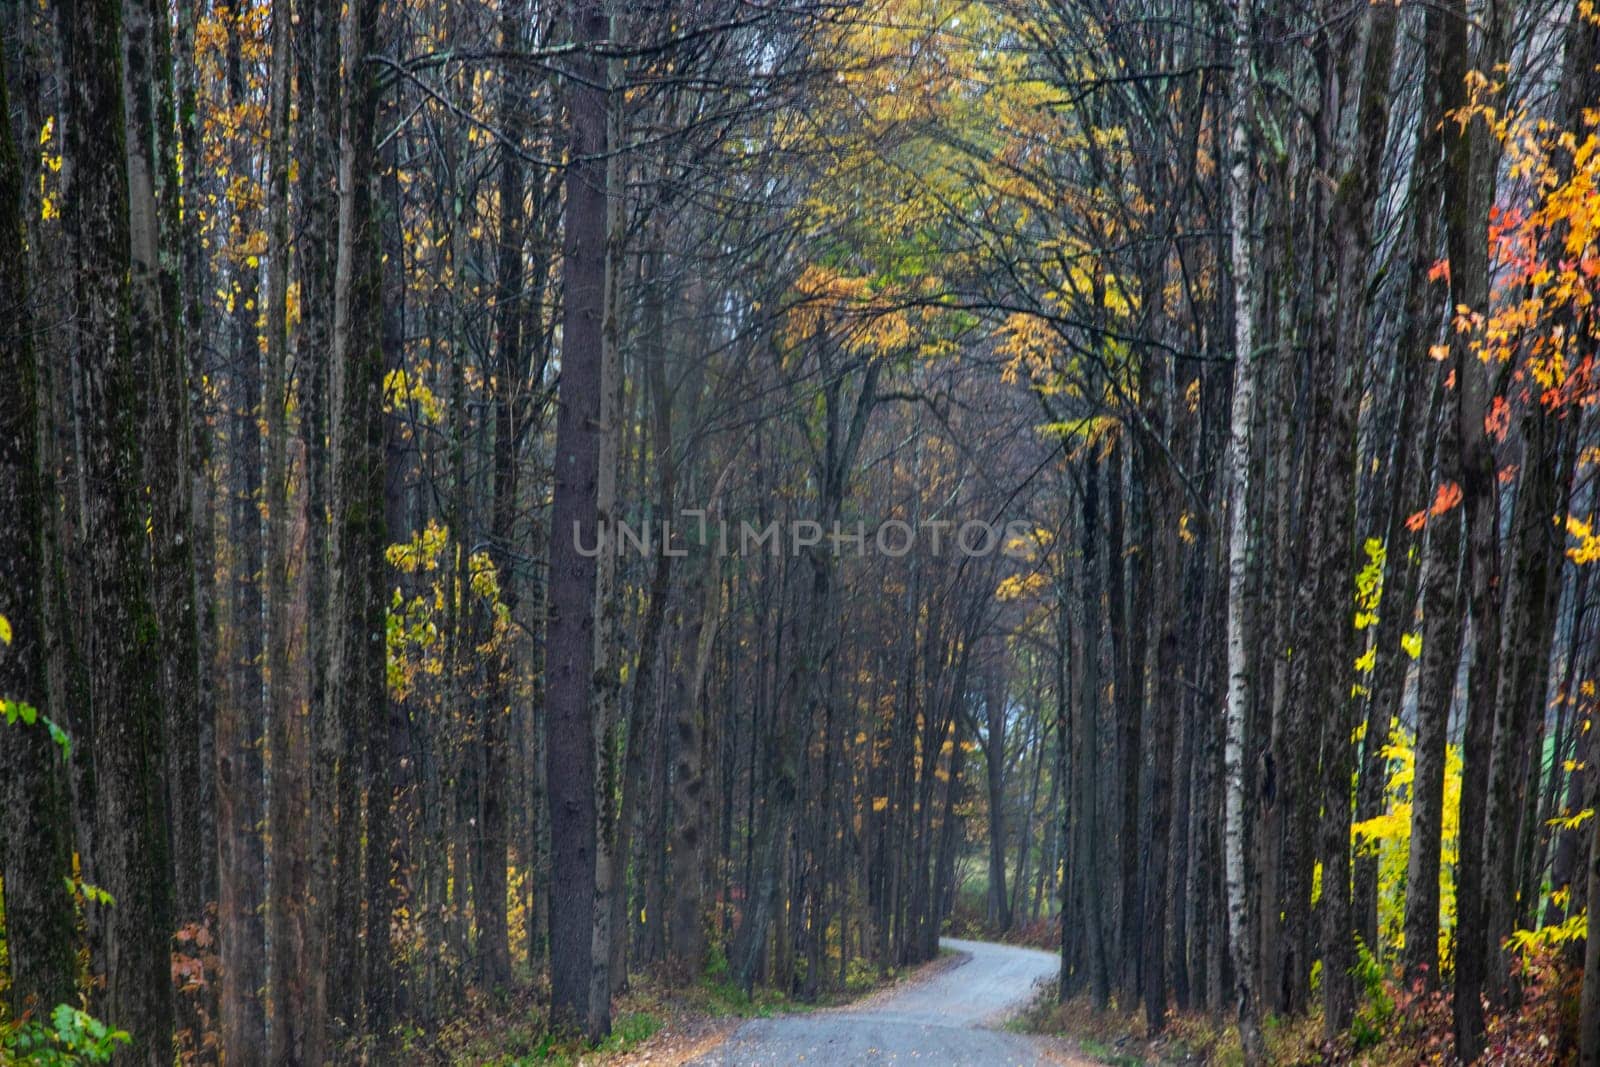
top-left (690, 938), bottom-right (1080, 1065)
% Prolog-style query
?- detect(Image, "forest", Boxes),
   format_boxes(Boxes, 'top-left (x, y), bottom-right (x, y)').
top-left (4, 0), bottom-right (1600, 1064)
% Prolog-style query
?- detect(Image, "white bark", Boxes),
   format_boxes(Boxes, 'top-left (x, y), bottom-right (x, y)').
top-left (1222, 0), bottom-right (1265, 1062)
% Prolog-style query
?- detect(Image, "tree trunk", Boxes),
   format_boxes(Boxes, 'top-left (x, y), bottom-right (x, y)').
top-left (671, 553), bottom-right (721, 970)
top-left (326, 0), bottom-right (387, 1040)
top-left (0, 48), bottom-right (78, 1020)
top-left (547, 0), bottom-right (608, 1039)
top-left (217, 0), bottom-right (269, 1056)
top-left (262, 0), bottom-right (312, 1057)
top-left (1077, 457), bottom-right (1110, 1008)
top-left (63, 0), bottom-right (177, 1059)
top-left (1220, 8), bottom-right (1264, 1055)
top-left (984, 655), bottom-right (1011, 932)
top-left (1435, 0), bottom-right (1511, 1050)
top-left (296, 0), bottom-right (338, 1056)
top-left (588, 16), bottom-right (626, 1021)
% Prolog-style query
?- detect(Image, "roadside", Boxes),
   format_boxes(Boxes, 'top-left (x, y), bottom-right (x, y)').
top-left (428, 949), bottom-right (955, 1066)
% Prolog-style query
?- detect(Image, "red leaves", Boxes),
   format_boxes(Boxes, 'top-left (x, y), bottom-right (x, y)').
top-left (1407, 482), bottom-right (1464, 533)
top-left (1428, 257), bottom-right (1451, 284)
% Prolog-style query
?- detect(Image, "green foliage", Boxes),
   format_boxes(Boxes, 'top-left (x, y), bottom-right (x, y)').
top-left (61, 878), bottom-right (114, 910)
top-left (594, 1012), bottom-right (661, 1052)
top-left (1, 698), bottom-right (71, 760)
top-left (3, 1005), bottom-right (130, 1065)
top-left (1507, 907), bottom-right (1587, 956)
top-left (1348, 941), bottom-right (1395, 1051)
top-left (695, 942), bottom-right (804, 1018)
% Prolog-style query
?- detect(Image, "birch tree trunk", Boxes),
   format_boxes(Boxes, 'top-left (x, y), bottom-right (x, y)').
top-left (1221, 1), bottom-right (1265, 1058)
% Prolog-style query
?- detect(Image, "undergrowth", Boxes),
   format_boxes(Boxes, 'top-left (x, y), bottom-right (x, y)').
top-left (1018, 946), bottom-right (1577, 1066)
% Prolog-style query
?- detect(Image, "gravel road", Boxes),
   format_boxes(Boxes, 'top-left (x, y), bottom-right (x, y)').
top-left (689, 938), bottom-right (1076, 1065)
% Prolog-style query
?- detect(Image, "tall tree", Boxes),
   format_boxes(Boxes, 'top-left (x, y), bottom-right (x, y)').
top-left (547, 0), bottom-right (609, 1040)
top-left (1220, 0), bottom-right (1263, 1058)
top-left (62, 0), bottom-right (176, 1059)
top-left (0, 44), bottom-right (78, 1023)
top-left (216, 0), bottom-right (269, 1056)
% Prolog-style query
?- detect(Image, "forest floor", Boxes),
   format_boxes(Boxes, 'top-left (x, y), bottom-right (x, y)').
top-left (432, 942), bottom-right (999, 1065)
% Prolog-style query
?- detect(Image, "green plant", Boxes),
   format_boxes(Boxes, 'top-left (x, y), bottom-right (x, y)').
top-left (4, 1004), bottom-right (131, 1065)
top-left (1, 698), bottom-right (70, 760)
top-left (1348, 940), bottom-right (1395, 1052)
top-left (596, 1011), bottom-right (661, 1052)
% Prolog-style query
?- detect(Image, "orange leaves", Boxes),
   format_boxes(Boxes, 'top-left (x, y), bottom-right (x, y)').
top-left (1432, 481), bottom-right (1464, 517)
top-left (1406, 482), bottom-right (1464, 533)
top-left (783, 263), bottom-right (917, 359)
top-left (1538, 353), bottom-right (1598, 411)
top-left (1428, 258), bottom-right (1451, 284)
top-left (1485, 395), bottom-right (1511, 440)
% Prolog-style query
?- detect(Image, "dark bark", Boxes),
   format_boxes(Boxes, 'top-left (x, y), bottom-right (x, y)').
top-left (1436, 0), bottom-right (1511, 1050)
top-left (0, 48), bottom-right (78, 1021)
top-left (296, 0), bottom-right (338, 1058)
top-left (62, 0), bottom-right (177, 1059)
top-left (217, 1), bottom-right (269, 1058)
top-left (547, 0), bottom-right (608, 1039)
top-left (1077, 457), bottom-right (1110, 1008)
top-left (983, 655), bottom-right (1011, 932)
top-left (263, 1), bottom-right (311, 1059)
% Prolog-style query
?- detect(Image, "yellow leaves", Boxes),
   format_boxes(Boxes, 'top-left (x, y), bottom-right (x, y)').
top-left (386, 520), bottom-right (517, 699)
top-left (998, 313), bottom-right (1059, 386)
top-left (995, 571), bottom-right (1047, 603)
top-left (1546, 807), bottom-right (1593, 832)
top-left (468, 551), bottom-right (501, 607)
top-left (37, 116), bottom-right (60, 221)
top-left (0, 614), bottom-right (11, 645)
top-left (387, 520), bottom-right (451, 574)
top-left (1353, 538), bottom-right (1384, 639)
top-left (1350, 808), bottom-right (1408, 848)
top-left (1506, 909), bottom-right (1588, 956)
top-left (383, 367), bottom-right (443, 424)
top-left (872, 796), bottom-right (889, 813)
top-left (1401, 631), bottom-right (1423, 660)
top-left (1568, 515), bottom-right (1600, 564)
top-left (1350, 725), bottom-right (1464, 957)
top-left (782, 264), bottom-right (919, 360)
top-left (790, 0), bottom-right (1142, 368)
